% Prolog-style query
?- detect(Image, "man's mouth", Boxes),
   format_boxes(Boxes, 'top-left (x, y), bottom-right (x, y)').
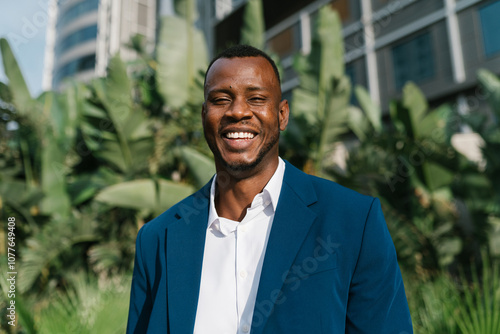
top-left (224, 132), bottom-right (255, 139)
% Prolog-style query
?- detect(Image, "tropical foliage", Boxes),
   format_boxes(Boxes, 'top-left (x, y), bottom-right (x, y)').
top-left (283, 7), bottom-right (349, 177)
top-left (0, 0), bottom-right (213, 331)
top-left (0, 1), bottom-right (499, 333)
top-left (405, 254), bottom-right (500, 333)
top-left (283, 7), bottom-right (500, 276)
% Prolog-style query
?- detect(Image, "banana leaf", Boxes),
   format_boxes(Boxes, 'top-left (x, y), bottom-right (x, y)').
top-left (95, 178), bottom-right (195, 215)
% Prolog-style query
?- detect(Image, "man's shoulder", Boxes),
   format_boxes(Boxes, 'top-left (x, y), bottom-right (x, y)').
top-left (283, 161), bottom-right (374, 206)
top-left (308, 173), bottom-right (373, 204)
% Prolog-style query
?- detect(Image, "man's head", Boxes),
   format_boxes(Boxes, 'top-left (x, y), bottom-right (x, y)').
top-left (202, 45), bottom-right (289, 177)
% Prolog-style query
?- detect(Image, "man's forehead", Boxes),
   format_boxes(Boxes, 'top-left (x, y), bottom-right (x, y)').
top-left (205, 57), bottom-right (278, 88)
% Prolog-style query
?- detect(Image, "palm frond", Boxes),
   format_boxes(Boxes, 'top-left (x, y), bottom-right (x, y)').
top-left (18, 216), bottom-right (99, 293)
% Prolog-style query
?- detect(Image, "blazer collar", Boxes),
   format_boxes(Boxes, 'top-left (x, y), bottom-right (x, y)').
top-left (165, 160), bottom-right (317, 333)
top-left (251, 161), bottom-right (318, 334)
top-left (165, 180), bottom-right (211, 333)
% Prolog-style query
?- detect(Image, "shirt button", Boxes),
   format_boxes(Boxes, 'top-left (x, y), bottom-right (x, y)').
top-left (240, 225), bottom-right (247, 233)
top-left (239, 270), bottom-right (248, 279)
top-left (242, 324), bottom-right (250, 333)
top-left (264, 200), bottom-right (271, 206)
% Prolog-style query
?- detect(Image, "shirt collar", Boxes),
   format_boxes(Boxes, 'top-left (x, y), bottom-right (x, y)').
top-left (208, 157), bottom-right (286, 231)
top-left (261, 157), bottom-right (285, 213)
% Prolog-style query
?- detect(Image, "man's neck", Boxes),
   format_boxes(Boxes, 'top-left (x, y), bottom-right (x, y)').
top-left (214, 158), bottom-right (279, 222)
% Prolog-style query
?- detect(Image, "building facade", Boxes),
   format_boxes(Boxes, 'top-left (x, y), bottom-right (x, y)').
top-left (201, 0), bottom-right (500, 116)
top-left (43, 0), bottom-right (500, 120)
top-left (42, 0), bottom-right (157, 90)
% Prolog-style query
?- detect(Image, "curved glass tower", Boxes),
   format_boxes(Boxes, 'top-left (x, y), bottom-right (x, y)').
top-left (43, 0), bottom-right (158, 90)
top-left (52, 0), bottom-right (99, 88)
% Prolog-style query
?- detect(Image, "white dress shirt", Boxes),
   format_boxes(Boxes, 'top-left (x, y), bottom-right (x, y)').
top-left (193, 158), bottom-right (285, 334)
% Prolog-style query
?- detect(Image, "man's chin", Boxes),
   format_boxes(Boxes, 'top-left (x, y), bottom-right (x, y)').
top-left (222, 159), bottom-right (259, 173)
top-left (214, 132), bottom-right (279, 176)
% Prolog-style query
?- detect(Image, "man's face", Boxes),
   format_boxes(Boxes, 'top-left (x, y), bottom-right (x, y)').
top-left (202, 56), bottom-right (289, 175)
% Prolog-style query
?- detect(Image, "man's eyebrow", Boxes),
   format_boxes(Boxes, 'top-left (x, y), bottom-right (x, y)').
top-left (207, 88), bottom-right (232, 96)
top-left (207, 86), bottom-right (269, 95)
top-left (246, 86), bottom-right (269, 92)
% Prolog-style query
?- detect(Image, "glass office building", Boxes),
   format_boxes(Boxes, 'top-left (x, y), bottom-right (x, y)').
top-left (200, 0), bottom-right (500, 111)
top-left (43, 0), bottom-right (158, 90)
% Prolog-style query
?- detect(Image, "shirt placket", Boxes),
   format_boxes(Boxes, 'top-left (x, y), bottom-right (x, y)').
top-left (237, 227), bottom-right (251, 331)
top-left (235, 199), bottom-right (263, 334)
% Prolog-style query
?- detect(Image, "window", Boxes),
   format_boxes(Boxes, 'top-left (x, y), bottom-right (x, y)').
top-left (345, 63), bottom-right (357, 104)
top-left (53, 54), bottom-right (96, 86)
top-left (56, 25), bottom-right (98, 56)
top-left (479, 0), bottom-right (500, 57)
top-left (267, 23), bottom-right (301, 58)
top-left (57, 0), bottom-right (99, 29)
top-left (392, 32), bottom-right (435, 90)
top-left (330, 0), bottom-right (352, 23)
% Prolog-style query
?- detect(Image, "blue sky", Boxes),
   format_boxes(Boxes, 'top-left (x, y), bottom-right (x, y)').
top-left (0, 1), bottom-right (48, 97)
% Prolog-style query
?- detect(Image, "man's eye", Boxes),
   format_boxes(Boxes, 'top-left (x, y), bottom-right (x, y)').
top-left (213, 98), bottom-right (230, 104)
top-left (249, 97), bottom-right (265, 102)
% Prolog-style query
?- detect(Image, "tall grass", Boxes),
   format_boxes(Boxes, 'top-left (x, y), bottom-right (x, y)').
top-left (405, 255), bottom-right (500, 334)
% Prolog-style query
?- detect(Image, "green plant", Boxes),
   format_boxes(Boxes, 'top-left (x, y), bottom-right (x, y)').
top-left (35, 273), bottom-right (130, 334)
top-left (280, 5), bottom-right (468, 273)
top-left (283, 6), bottom-right (352, 177)
top-left (240, 0), bottom-right (265, 49)
top-left (456, 70), bottom-right (500, 260)
top-left (404, 271), bottom-right (459, 333)
top-left (405, 255), bottom-right (500, 334)
top-left (453, 255), bottom-right (500, 333)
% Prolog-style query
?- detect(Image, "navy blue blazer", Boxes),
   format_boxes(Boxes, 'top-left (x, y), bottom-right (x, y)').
top-left (127, 161), bottom-right (413, 333)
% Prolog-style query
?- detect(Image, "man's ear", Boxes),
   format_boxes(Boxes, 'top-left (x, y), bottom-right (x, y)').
top-left (278, 99), bottom-right (290, 131)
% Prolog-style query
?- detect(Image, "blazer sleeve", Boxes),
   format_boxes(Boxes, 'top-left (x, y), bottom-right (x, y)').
top-left (126, 226), bottom-right (152, 334)
top-left (345, 198), bottom-right (413, 333)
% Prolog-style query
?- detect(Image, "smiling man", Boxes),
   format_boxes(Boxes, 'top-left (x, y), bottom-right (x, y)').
top-left (126, 45), bottom-right (413, 334)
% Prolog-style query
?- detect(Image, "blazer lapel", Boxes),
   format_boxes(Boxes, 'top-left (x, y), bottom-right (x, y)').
top-left (251, 162), bottom-right (318, 334)
top-left (166, 181), bottom-right (211, 333)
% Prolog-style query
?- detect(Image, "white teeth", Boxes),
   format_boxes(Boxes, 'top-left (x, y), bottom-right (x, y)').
top-left (226, 132), bottom-right (255, 139)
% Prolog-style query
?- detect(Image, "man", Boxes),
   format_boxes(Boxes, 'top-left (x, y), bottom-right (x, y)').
top-left (127, 45), bottom-right (413, 334)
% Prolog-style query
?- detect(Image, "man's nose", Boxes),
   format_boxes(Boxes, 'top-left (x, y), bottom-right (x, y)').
top-left (225, 98), bottom-right (252, 120)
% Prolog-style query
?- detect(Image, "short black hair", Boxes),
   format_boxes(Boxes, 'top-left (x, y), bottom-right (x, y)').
top-left (204, 45), bottom-right (281, 86)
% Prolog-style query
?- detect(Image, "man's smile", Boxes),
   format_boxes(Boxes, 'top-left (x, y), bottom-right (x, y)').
top-left (224, 132), bottom-right (256, 139)
top-left (221, 130), bottom-right (259, 151)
